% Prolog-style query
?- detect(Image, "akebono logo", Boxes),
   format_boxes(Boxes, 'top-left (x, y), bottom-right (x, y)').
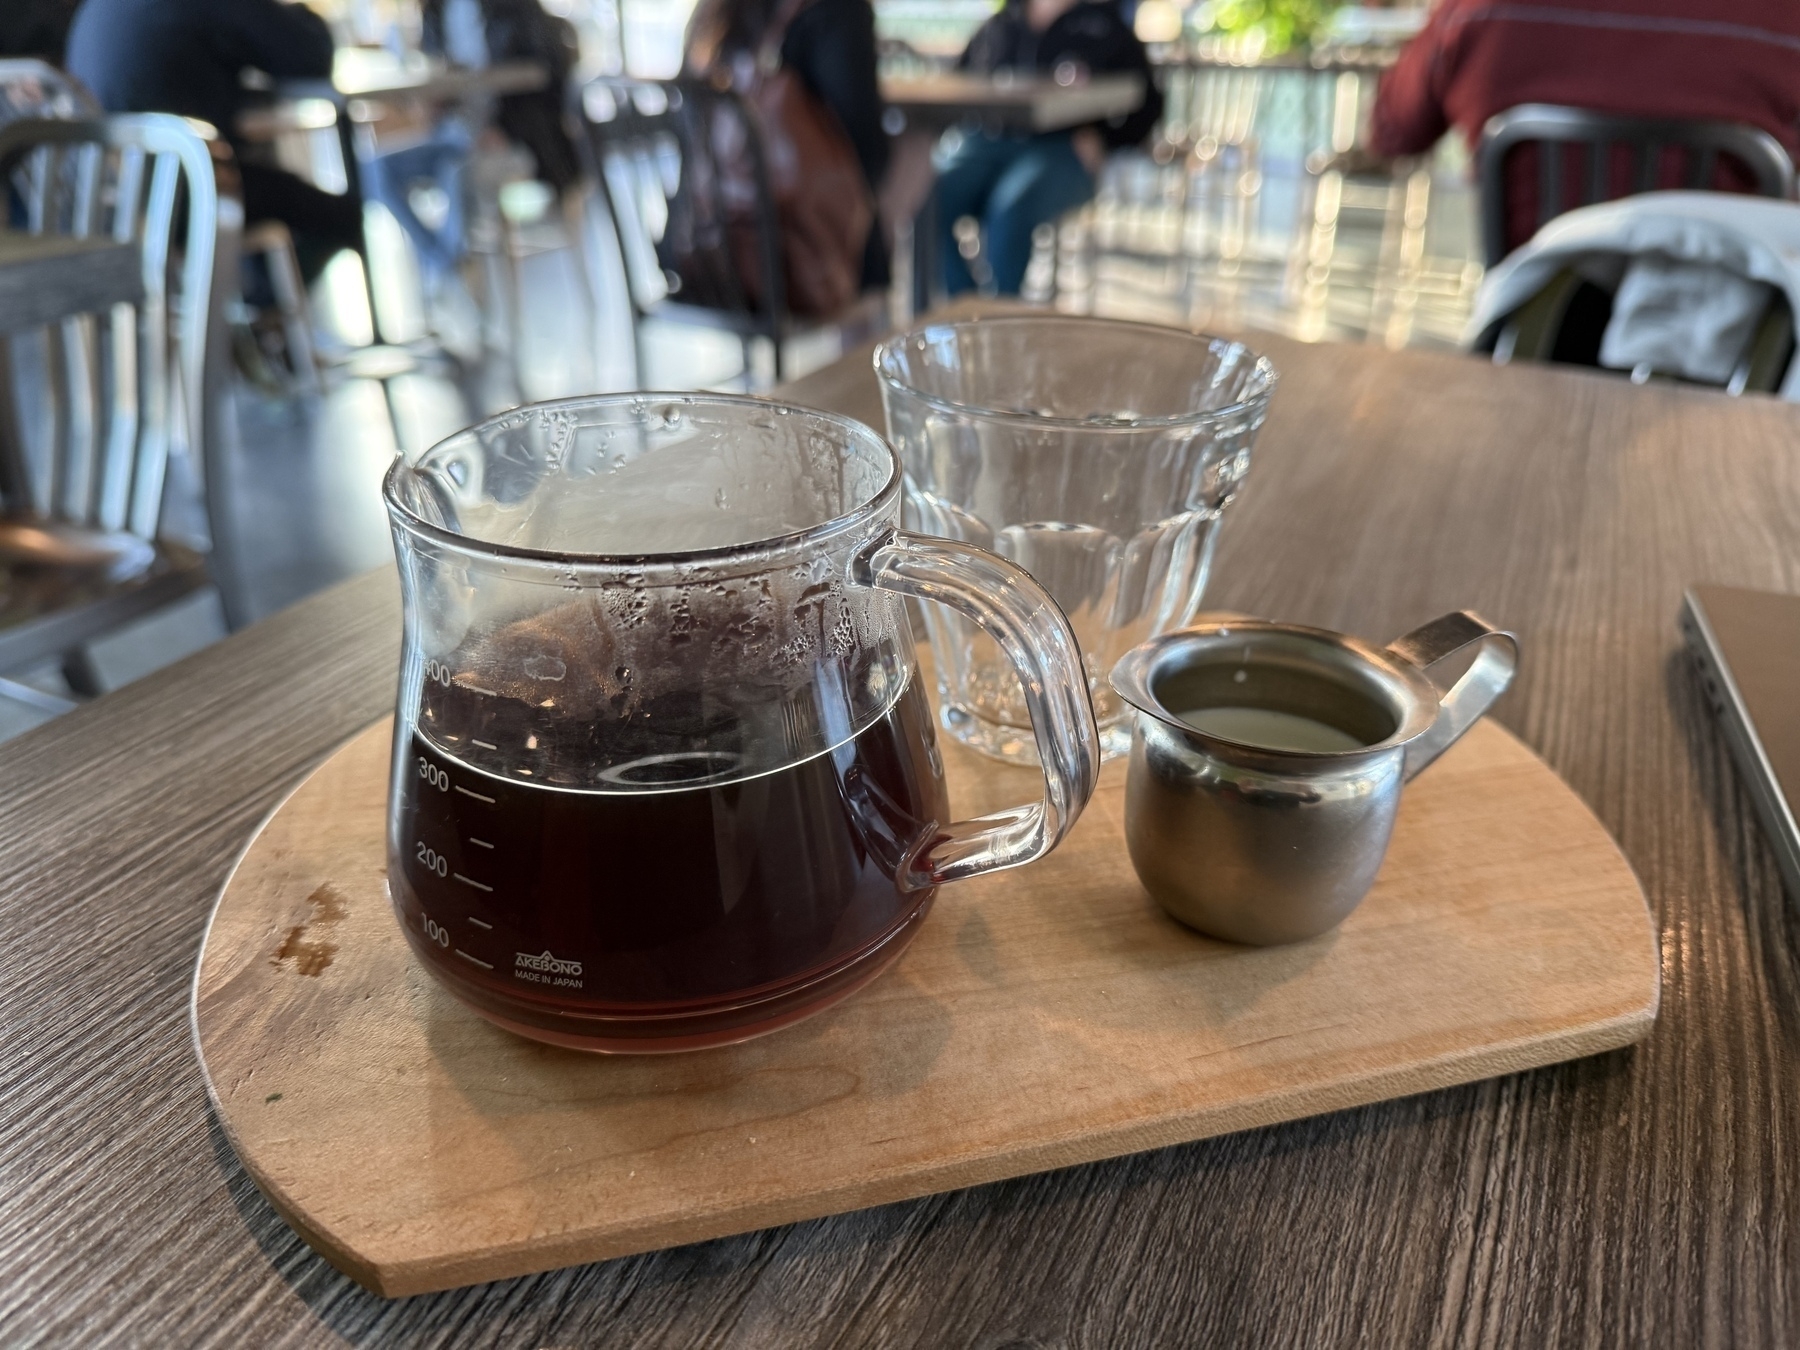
top-left (515, 949), bottom-right (583, 976)
top-left (514, 950), bottom-right (584, 987)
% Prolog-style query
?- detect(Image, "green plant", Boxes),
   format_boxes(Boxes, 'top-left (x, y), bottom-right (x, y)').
top-left (1198, 0), bottom-right (1345, 54)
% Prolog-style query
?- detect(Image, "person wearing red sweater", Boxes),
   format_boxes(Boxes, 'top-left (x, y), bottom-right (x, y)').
top-left (1368, 0), bottom-right (1800, 255)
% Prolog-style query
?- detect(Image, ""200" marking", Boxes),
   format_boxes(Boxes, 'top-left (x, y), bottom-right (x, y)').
top-left (415, 841), bottom-right (449, 877)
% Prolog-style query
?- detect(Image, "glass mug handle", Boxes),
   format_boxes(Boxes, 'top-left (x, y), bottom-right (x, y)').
top-left (854, 528), bottom-right (1102, 888)
top-left (1385, 610), bottom-right (1519, 780)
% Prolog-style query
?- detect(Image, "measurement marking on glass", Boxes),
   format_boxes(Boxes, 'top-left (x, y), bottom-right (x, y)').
top-left (472, 739), bottom-right (497, 750)
top-left (454, 949), bottom-right (494, 969)
top-left (467, 917), bottom-right (493, 930)
top-left (454, 873), bottom-right (494, 892)
top-left (463, 684), bottom-right (499, 698)
top-left (468, 837), bottom-right (494, 849)
top-left (454, 785), bottom-right (495, 803)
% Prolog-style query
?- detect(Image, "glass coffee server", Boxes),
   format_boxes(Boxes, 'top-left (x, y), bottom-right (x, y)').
top-left (384, 394), bottom-right (1100, 1052)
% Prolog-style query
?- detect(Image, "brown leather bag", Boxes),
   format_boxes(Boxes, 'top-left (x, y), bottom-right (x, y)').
top-left (687, 0), bottom-right (874, 317)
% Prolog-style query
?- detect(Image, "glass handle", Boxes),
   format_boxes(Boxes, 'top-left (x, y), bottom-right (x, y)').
top-left (855, 529), bottom-right (1102, 887)
top-left (1386, 610), bottom-right (1519, 780)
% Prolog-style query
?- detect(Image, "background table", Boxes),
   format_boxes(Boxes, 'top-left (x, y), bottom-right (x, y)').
top-left (279, 48), bottom-right (549, 106)
top-left (5, 322), bottom-right (1800, 1344)
top-left (239, 54), bottom-right (548, 141)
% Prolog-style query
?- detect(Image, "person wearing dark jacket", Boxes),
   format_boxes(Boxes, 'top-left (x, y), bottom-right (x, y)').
top-left (0, 0), bottom-right (79, 62)
top-left (685, 0), bottom-right (892, 291)
top-left (940, 0), bottom-right (1161, 295)
top-left (421, 0), bottom-right (582, 194)
top-left (1, 0), bottom-right (84, 127)
top-left (65, 0), bottom-right (363, 284)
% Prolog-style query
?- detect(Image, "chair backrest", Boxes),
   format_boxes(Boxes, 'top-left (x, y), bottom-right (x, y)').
top-left (575, 75), bottom-right (784, 326)
top-left (1477, 103), bottom-right (1796, 266)
top-left (0, 115), bottom-right (241, 544)
top-left (0, 60), bottom-right (100, 127)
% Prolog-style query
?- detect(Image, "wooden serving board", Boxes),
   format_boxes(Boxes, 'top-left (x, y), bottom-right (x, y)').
top-left (193, 715), bottom-right (1659, 1297)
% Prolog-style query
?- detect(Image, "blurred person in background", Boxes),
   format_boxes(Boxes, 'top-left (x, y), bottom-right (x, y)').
top-left (421, 0), bottom-right (581, 197)
top-left (1, 0), bottom-right (85, 130)
top-left (0, 0), bottom-right (79, 62)
top-left (685, 0), bottom-right (892, 296)
top-left (939, 0), bottom-right (1162, 296)
top-left (370, 0), bottom-right (583, 291)
top-left (1369, 0), bottom-right (1800, 253)
top-left (66, 0), bottom-right (364, 286)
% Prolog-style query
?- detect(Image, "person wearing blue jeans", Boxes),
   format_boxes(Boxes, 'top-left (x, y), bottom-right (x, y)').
top-left (937, 130), bottom-right (1094, 296)
top-left (940, 0), bottom-right (1162, 296)
top-left (362, 123), bottom-right (472, 283)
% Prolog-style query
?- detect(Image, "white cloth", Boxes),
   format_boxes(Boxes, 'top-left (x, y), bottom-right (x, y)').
top-left (1598, 255), bottom-right (1773, 383)
top-left (1465, 191), bottom-right (1800, 400)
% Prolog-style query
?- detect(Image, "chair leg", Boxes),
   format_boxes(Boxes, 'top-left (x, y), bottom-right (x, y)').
top-left (0, 674), bottom-right (77, 715)
top-left (378, 376), bottom-right (407, 455)
top-left (629, 316), bottom-right (648, 389)
top-left (562, 191), bottom-right (604, 390)
top-left (61, 646), bottom-right (105, 699)
top-left (0, 335), bottom-right (32, 509)
top-left (264, 230), bottom-right (320, 394)
top-left (241, 222), bottom-right (321, 396)
top-left (502, 218), bottom-right (530, 402)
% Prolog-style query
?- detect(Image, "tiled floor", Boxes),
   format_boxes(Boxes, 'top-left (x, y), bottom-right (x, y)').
top-left (0, 137), bottom-right (1486, 742)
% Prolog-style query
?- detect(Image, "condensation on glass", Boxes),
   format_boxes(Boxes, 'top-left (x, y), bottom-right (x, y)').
top-left (384, 393), bottom-right (1099, 1051)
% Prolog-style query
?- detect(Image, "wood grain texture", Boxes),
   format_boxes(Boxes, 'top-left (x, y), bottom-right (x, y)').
top-left (6, 318), bottom-right (1800, 1345)
top-left (194, 710), bottom-right (1655, 1296)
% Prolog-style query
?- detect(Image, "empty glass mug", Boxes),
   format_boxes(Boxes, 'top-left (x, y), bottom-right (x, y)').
top-left (384, 394), bottom-right (1100, 1052)
top-left (876, 315), bottom-right (1278, 764)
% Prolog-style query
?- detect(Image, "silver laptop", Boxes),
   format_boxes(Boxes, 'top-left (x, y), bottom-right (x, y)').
top-left (1680, 584), bottom-right (1800, 900)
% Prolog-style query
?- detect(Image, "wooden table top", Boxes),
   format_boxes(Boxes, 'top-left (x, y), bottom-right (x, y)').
top-left (5, 322), bottom-right (1800, 1344)
top-left (0, 230), bottom-right (141, 333)
top-left (267, 51), bottom-right (548, 107)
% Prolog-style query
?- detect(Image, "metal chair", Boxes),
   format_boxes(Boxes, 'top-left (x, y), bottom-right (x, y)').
top-left (1477, 104), bottom-right (1796, 266)
top-left (0, 59), bottom-right (99, 127)
top-left (0, 114), bottom-right (244, 703)
top-left (575, 75), bottom-right (884, 387)
top-left (1484, 265), bottom-right (1795, 397)
top-left (240, 219), bottom-right (320, 394)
